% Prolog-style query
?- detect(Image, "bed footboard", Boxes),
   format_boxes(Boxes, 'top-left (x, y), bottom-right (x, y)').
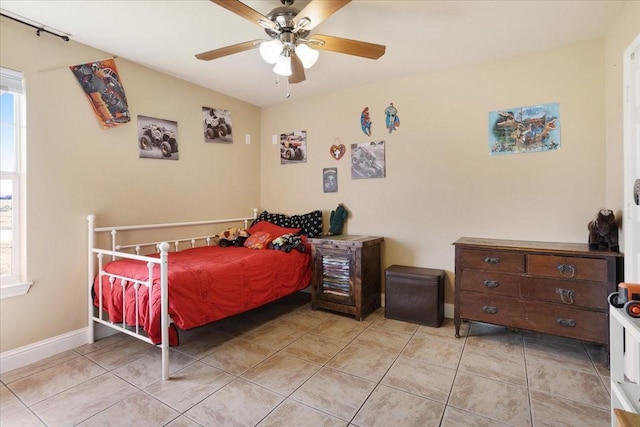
top-left (87, 210), bottom-right (257, 380)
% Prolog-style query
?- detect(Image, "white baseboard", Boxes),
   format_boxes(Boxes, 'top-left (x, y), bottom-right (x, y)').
top-left (0, 328), bottom-right (89, 374)
top-left (444, 302), bottom-right (454, 319)
top-left (0, 323), bottom-right (118, 374)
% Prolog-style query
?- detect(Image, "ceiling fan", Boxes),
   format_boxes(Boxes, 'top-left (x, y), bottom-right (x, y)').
top-left (195, 0), bottom-right (386, 84)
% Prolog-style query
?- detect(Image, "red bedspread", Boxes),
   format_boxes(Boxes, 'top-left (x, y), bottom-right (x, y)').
top-left (93, 245), bottom-right (311, 344)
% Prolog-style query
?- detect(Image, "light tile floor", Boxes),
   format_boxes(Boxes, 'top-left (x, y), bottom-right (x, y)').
top-left (0, 292), bottom-right (612, 426)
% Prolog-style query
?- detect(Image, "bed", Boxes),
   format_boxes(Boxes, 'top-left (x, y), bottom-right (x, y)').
top-left (87, 208), bottom-right (321, 380)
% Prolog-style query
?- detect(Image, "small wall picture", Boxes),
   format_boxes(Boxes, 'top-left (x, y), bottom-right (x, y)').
top-left (351, 141), bottom-right (385, 179)
top-left (384, 103), bottom-right (400, 134)
top-left (137, 115), bottom-right (179, 160)
top-left (489, 102), bottom-right (560, 155)
top-left (360, 106), bottom-right (372, 136)
top-left (323, 167), bottom-right (338, 193)
top-left (280, 131), bottom-right (307, 164)
top-left (202, 107), bottom-right (233, 143)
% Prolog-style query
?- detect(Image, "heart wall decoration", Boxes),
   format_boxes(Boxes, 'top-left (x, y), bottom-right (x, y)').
top-left (330, 139), bottom-right (346, 160)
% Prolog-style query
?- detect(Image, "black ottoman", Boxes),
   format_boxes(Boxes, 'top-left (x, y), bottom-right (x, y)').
top-left (385, 265), bottom-right (445, 327)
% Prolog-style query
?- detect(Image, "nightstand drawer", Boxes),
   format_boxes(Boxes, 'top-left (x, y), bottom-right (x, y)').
top-left (460, 249), bottom-right (525, 273)
top-left (459, 270), bottom-right (521, 297)
top-left (459, 292), bottom-right (525, 328)
top-left (522, 277), bottom-right (609, 310)
top-left (527, 254), bottom-right (607, 282)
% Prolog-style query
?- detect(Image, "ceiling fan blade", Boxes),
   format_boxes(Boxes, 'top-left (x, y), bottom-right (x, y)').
top-left (209, 0), bottom-right (276, 30)
top-left (295, 0), bottom-right (351, 30)
top-left (195, 40), bottom-right (261, 61)
top-left (289, 55), bottom-right (306, 84)
top-left (311, 35), bottom-right (386, 59)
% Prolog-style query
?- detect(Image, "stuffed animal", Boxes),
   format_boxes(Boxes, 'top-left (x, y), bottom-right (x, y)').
top-left (326, 203), bottom-right (348, 236)
top-left (218, 227), bottom-right (249, 247)
top-left (588, 209), bottom-right (619, 252)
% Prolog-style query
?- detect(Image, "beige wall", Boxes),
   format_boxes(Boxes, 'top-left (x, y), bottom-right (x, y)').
top-left (0, 18), bottom-right (262, 353)
top-left (260, 39), bottom-right (611, 302)
top-left (1, 3), bottom-right (638, 355)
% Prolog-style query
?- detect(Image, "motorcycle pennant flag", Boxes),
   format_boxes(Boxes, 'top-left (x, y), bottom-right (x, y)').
top-left (69, 58), bottom-right (131, 129)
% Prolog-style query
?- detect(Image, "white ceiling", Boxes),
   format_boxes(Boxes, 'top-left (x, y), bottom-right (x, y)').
top-left (0, 0), bottom-right (627, 107)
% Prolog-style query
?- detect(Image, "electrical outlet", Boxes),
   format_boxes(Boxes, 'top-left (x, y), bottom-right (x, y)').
top-left (245, 134), bottom-right (251, 144)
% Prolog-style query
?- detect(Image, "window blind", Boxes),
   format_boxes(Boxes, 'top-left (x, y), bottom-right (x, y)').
top-left (0, 67), bottom-right (24, 94)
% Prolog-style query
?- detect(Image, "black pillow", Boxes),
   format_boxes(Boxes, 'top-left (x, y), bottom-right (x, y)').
top-left (290, 210), bottom-right (323, 238)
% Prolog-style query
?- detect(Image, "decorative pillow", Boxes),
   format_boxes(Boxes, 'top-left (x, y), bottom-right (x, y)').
top-left (290, 210), bottom-right (323, 237)
top-left (243, 231), bottom-right (273, 249)
top-left (254, 210), bottom-right (323, 238)
top-left (248, 221), bottom-right (301, 238)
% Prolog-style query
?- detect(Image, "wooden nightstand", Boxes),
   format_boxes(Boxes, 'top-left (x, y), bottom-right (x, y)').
top-left (308, 235), bottom-right (383, 320)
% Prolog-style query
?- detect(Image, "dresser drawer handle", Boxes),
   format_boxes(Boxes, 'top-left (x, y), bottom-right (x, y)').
top-left (484, 257), bottom-right (499, 265)
top-left (482, 305), bottom-right (498, 314)
top-left (555, 288), bottom-right (575, 304)
top-left (483, 280), bottom-right (499, 288)
top-left (556, 264), bottom-right (576, 278)
top-left (556, 318), bottom-right (576, 327)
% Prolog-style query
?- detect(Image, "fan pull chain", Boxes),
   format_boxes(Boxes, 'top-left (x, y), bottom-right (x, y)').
top-left (272, 73), bottom-right (291, 99)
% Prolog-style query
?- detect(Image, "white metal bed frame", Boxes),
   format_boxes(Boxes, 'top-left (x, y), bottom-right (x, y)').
top-left (87, 209), bottom-right (258, 380)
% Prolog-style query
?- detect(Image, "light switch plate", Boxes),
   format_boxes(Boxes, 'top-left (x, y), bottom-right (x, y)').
top-left (245, 134), bottom-right (251, 144)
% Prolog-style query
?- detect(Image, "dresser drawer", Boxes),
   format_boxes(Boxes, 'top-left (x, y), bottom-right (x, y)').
top-left (459, 292), bottom-right (525, 328)
top-left (460, 249), bottom-right (525, 273)
top-left (527, 254), bottom-right (607, 282)
top-left (524, 302), bottom-right (608, 344)
top-left (521, 277), bottom-right (609, 310)
top-left (454, 237), bottom-right (621, 346)
top-left (459, 270), bottom-right (521, 297)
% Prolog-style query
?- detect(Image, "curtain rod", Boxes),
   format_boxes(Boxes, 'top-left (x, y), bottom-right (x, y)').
top-left (1, 13), bottom-right (70, 41)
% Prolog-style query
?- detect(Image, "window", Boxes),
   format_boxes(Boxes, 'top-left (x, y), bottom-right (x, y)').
top-left (1, 67), bottom-right (30, 298)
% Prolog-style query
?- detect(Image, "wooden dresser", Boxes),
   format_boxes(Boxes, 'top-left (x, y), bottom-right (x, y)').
top-left (308, 235), bottom-right (383, 320)
top-left (453, 237), bottom-right (622, 346)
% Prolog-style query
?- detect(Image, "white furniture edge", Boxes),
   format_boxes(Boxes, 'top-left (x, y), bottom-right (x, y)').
top-left (610, 306), bottom-right (640, 425)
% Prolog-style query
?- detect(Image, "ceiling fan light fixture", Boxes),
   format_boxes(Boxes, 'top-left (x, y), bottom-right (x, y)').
top-left (258, 19), bottom-right (276, 30)
top-left (295, 43), bottom-right (319, 69)
top-left (273, 55), bottom-right (292, 76)
top-left (259, 39), bottom-right (283, 64)
top-left (294, 17), bottom-right (311, 31)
